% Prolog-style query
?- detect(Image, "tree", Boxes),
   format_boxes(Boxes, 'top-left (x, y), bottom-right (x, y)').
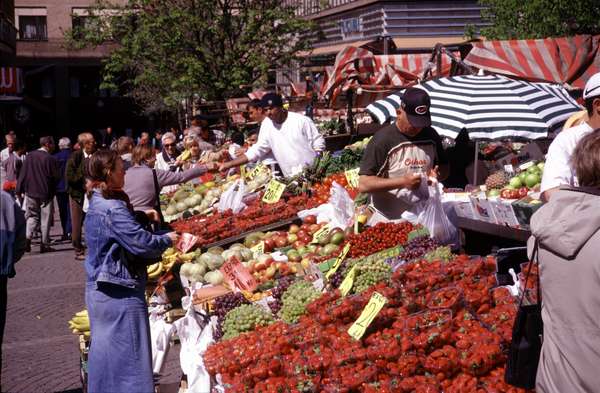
top-left (480, 0), bottom-right (600, 40)
top-left (66, 0), bottom-right (315, 112)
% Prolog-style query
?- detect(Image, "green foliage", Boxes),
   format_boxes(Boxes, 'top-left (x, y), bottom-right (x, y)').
top-left (480, 0), bottom-right (600, 39)
top-left (65, 0), bottom-right (315, 112)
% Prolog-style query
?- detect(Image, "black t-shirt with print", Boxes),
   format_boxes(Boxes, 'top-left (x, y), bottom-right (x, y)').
top-left (359, 123), bottom-right (448, 178)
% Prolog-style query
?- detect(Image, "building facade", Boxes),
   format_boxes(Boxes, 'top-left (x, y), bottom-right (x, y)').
top-left (3, 0), bottom-right (151, 143)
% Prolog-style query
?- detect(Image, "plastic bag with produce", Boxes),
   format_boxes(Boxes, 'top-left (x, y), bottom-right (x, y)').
top-left (417, 182), bottom-right (458, 245)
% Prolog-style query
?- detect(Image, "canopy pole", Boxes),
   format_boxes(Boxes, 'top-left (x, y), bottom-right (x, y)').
top-left (473, 141), bottom-right (479, 186)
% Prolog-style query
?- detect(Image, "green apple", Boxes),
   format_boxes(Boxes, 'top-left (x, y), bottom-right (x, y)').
top-left (537, 162), bottom-right (545, 171)
top-left (525, 173), bottom-right (541, 188)
top-left (487, 189), bottom-right (501, 197)
top-left (509, 177), bottom-right (523, 188)
top-left (518, 172), bottom-right (528, 183)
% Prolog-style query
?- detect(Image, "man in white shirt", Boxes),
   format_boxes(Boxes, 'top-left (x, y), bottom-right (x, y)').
top-left (0, 133), bottom-right (16, 183)
top-left (541, 72), bottom-right (600, 201)
top-left (220, 93), bottom-right (325, 177)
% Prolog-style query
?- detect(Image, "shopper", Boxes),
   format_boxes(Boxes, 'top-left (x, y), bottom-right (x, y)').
top-left (0, 133), bottom-right (16, 184)
top-left (2, 139), bottom-right (26, 196)
top-left (220, 93), bottom-right (325, 177)
top-left (16, 136), bottom-right (61, 253)
top-left (116, 136), bottom-right (135, 170)
top-left (154, 132), bottom-right (180, 172)
top-left (124, 145), bottom-right (216, 213)
top-left (99, 126), bottom-right (116, 150)
top-left (66, 132), bottom-right (96, 260)
top-left (0, 191), bottom-right (26, 379)
top-left (182, 135), bottom-right (203, 167)
top-left (54, 137), bottom-right (72, 241)
top-left (541, 71), bottom-right (600, 201)
top-left (529, 130), bottom-right (600, 393)
top-left (357, 87), bottom-right (449, 223)
top-left (83, 150), bottom-right (178, 393)
top-left (138, 132), bottom-right (151, 147)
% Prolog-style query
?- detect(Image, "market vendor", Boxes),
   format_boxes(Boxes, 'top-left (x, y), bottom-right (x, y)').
top-left (541, 72), bottom-right (600, 201)
top-left (219, 93), bottom-right (325, 177)
top-left (358, 87), bottom-right (448, 223)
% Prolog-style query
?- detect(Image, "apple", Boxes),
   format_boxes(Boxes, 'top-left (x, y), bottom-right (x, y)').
top-left (297, 230), bottom-right (308, 239)
top-left (509, 177), bottom-right (522, 189)
top-left (293, 241), bottom-right (307, 250)
top-left (306, 244), bottom-right (318, 253)
top-left (330, 231), bottom-right (345, 245)
top-left (537, 162), bottom-right (545, 171)
top-left (287, 233), bottom-right (298, 243)
top-left (300, 258), bottom-right (311, 269)
top-left (309, 224), bottom-right (320, 235)
top-left (265, 266), bottom-right (277, 279)
top-left (254, 261), bottom-right (267, 271)
top-left (304, 215), bottom-right (317, 225)
top-left (300, 224), bottom-right (311, 232)
top-left (263, 238), bottom-right (275, 252)
top-left (518, 187), bottom-right (529, 198)
top-left (275, 236), bottom-right (288, 248)
top-left (289, 224), bottom-right (300, 234)
top-left (525, 173), bottom-right (540, 188)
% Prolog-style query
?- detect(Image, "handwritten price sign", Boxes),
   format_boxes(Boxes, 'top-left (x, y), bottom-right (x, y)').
top-left (348, 292), bottom-right (387, 340)
top-left (311, 224), bottom-right (331, 244)
top-left (262, 179), bottom-right (286, 204)
top-left (338, 265), bottom-right (356, 296)
top-left (246, 163), bottom-right (268, 181)
top-left (325, 242), bottom-right (351, 280)
top-left (220, 257), bottom-right (258, 292)
top-left (345, 168), bottom-right (360, 188)
top-left (250, 241), bottom-right (265, 258)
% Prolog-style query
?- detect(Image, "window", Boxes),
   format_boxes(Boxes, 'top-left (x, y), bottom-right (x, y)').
top-left (18, 15), bottom-right (47, 41)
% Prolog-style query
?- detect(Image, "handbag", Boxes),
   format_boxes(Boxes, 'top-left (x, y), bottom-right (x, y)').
top-left (505, 240), bottom-right (543, 389)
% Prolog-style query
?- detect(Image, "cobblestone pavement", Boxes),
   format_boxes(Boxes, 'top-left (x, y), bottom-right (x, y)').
top-left (2, 220), bottom-right (182, 393)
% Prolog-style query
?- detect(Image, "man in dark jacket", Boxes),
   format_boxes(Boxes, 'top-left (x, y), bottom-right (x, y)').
top-left (66, 132), bottom-right (95, 260)
top-left (0, 191), bottom-right (26, 374)
top-left (54, 137), bottom-right (72, 241)
top-left (16, 136), bottom-right (61, 253)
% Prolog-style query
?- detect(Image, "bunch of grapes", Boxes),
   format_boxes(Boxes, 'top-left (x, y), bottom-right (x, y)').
top-left (328, 258), bottom-right (358, 288)
top-left (222, 304), bottom-right (275, 340)
top-left (268, 276), bottom-right (297, 314)
top-left (353, 259), bottom-right (392, 294)
top-left (423, 246), bottom-right (454, 263)
top-left (212, 292), bottom-right (249, 340)
top-left (399, 236), bottom-right (439, 262)
top-left (279, 281), bottom-right (321, 323)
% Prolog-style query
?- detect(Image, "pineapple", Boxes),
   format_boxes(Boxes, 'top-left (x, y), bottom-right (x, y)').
top-left (485, 170), bottom-right (509, 190)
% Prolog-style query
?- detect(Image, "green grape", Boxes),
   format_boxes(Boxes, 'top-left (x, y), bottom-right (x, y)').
top-left (222, 304), bottom-right (274, 340)
top-left (423, 246), bottom-right (454, 263)
top-left (352, 259), bottom-right (392, 294)
top-left (278, 281), bottom-right (320, 323)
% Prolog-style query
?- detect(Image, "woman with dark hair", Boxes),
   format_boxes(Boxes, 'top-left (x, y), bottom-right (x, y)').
top-left (529, 130), bottom-right (600, 392)
top-left (84, 150), bottom-right (178, 393)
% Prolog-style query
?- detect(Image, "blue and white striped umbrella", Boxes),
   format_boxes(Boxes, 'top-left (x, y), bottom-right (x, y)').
top-left (366, 75), bottom-right (582, 140)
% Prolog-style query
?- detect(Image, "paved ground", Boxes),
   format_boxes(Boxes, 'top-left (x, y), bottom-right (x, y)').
top-left (2, 219), bottom-right (182, 393)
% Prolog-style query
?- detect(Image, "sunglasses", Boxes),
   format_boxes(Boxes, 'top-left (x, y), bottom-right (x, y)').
top-left (164, 143), bottom-right (176, 147)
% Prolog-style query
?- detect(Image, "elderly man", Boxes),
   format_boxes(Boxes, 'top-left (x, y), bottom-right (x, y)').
top-left (66, 132), bottom-right (96, 260)
top-left (155, 132), bottom-right (180, 172)
top-left (54, 137), bottom-right (72, 241)
top-left (16, 136), bottom-right (61, 253)
top-left (0, 133), bottom-right (16, 184)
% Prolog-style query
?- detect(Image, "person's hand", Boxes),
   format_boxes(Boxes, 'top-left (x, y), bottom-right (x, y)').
top-left (428, 165), bottom-right (440, 179)
top-left (166, 232), bottom-right (179, 244)
top-left (218, 161), bottom-right (231, 173)
top-left (235, 147), bottom-right (247, 157)
top-left (204, 161), bottom-right (218, 171)
top-left (144, 209), bottom-right (160, 222)
top-left (402, 173), bottom-right (422, 190)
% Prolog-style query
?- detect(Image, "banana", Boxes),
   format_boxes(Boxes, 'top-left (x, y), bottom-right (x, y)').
top-left (75, 310), bottom-right (88, 318)
top-left (148, 263), bottom-right (164, 279)
top-left (147, 263), bottom-right (161, 274)
top-left (179, 252), bottom-right (195, 262)
top-left (163, 247), bottom-right (177, 257)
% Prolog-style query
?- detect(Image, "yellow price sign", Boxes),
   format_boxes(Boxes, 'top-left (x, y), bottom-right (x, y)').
top-left (325, 242), bottom-right (351, 280)
top-left (311, 224), bottom-right (331, 244)
top-left (262, 179), bottom-right (286, 204)
top-left (246, 163), bottom-right (267, 181)
top-left (348, 292), bottom-right (387, 340)
top-left (338, 265), bottom-right (357, 296)
top-left (345, 168), bottom-right (360, 189)
top-left (240, 165), bottom-right (246, 179)
top-left (250, 241), bottom-right (265, 257)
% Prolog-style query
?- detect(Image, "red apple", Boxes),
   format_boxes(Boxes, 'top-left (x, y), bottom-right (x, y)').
top-left (293, 240), bottom-right (306, 249)
top-left (300, 224), bottom-right (311, 233)
top-left (263, 238), bottom-right (275, 252)
top-left (309, 224), bottom-right (320, 235)
top-left (304, 215), bottom-right (317, 225)
top-left (297, 230), bottom-right (308, 239)
top-left (275, 236), bottom-right (288, 248)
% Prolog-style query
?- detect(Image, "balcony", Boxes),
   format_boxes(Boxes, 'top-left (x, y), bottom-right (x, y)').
top-left (0, 14), bottom-right (17, 54)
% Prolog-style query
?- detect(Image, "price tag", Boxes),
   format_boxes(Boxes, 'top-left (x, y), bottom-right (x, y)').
top-left (519, 161), bottom-right (535, 171)
top-left (250, 241), bottom-right (265, 258)
top-left (240, 165), bottom-right (246, 179)
top-left (262, 179), bottom-right (286, 204)
top-left (338, 266), bottom-right (357, 296)
top-left (311, 224), bottom-right (331, 244)
top-left (220, 256), bottom-right (258, 292)
top-left (325, 242), bottom-right (351, 279)
top-left (347, 292), bottom-right (387, 340)
top-left (345, 168), bottom-right (360, 188)
top-left (503, 164), bottom-right (514, 175)
top-left (246, 163), bottom-right (267, 181)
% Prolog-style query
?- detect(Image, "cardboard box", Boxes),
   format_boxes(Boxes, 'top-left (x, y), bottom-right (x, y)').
top-left (512, 195), bottom-right (543, 228)
top-left (469, 195), bottom-right (498, 224)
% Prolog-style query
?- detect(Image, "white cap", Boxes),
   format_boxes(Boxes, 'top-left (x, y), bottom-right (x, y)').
top-left (583, 72), bottom-right (600, 100)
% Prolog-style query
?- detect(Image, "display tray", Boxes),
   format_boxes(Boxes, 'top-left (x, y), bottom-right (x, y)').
top-left (456, 216), bottom-right (531, 242)
top-left (201, 216), bottom-right (302, 251)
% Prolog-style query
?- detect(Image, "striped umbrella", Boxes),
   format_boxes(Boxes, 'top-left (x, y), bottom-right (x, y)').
top-left (366, 74), bottom-right (582, 140)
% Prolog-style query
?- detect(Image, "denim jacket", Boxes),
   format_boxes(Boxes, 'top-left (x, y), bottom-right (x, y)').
top-left (84, 190), bottom-right (172, 289)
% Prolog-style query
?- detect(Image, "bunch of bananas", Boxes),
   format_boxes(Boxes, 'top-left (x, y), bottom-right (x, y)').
top-left (68, 309), bottom-right (90, 338)
top-left (147, 248), bottom-right (199, 281)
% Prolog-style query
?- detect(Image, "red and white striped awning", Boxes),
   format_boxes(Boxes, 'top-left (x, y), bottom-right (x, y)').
top-left (464, 35), bottom-right (600, 89)
top-left (320, 46), bottom-right (456, 108)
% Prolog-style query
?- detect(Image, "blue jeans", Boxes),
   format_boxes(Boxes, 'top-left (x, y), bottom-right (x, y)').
top-left (86, 282), bottom-right (153, 393)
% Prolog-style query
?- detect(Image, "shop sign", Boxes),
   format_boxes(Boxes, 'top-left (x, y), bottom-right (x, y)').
top-left (0, 68), bottom-right (22, 95)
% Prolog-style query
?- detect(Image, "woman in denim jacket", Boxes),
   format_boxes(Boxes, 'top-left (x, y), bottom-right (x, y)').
top-left (83, 150), bottom-right (178, 393)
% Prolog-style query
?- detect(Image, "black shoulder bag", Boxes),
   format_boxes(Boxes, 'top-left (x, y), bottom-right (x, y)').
top-left (505, 240), bottom-right (543, 389)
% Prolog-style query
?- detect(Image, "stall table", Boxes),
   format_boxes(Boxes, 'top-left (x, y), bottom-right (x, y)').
top-left (456, 217), bottom-right (531, 255)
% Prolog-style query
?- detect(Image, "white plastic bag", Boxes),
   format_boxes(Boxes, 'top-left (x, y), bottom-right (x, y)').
top-left (173, 296), bottom-right (215, 393)
top-left (417, 182), bottom-right (458, 245)
top-left (297, 182), bottom-right (354, 229)
top-left (217, 179), bottom-right (246, 214)
top-left (149, 311), bottom-right (175, 374)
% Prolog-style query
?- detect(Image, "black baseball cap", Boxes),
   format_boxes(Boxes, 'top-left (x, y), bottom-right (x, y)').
top-left (259, 93), bottom-right (284, 108)
top-left (401, 87), bottom-right (432, 128)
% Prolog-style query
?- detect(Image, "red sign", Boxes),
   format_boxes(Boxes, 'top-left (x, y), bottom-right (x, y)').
top-left (0, 68), bottom-right (22, 95)
top-left (176, 232), bottom-right (199, 254)
top-left (220, 256), bottom-right (258, 292)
